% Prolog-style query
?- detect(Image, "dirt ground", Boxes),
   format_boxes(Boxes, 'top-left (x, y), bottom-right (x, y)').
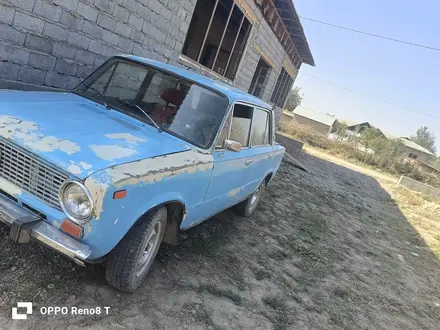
top-left (0, 149), bottom-right (440, 329)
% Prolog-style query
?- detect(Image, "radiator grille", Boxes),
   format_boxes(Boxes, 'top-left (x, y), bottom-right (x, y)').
top-left (0, 139), bottom-right (68, 209)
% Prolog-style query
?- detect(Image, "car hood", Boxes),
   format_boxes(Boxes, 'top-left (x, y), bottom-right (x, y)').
top-left (0, 91), bottom-right (191, 179)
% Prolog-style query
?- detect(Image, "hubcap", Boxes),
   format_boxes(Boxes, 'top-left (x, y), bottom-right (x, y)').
top-left (136, 221), bottom-right (162, 278)
top-left (250, 187), bottom-right (260, 206)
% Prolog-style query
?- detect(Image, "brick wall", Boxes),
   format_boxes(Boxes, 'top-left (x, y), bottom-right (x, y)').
top-left (0, 0), bottom-right (194, 89)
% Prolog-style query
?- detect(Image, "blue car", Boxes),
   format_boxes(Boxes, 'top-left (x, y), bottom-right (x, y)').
top-left (0, 55), bottom-right (285, 292)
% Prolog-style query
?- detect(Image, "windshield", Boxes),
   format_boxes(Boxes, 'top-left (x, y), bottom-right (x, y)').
top-left (74, 58), bottom-right (228, 148)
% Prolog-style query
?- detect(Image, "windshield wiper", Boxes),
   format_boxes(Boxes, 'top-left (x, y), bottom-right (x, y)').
top-left (114, 98), bottom-right (162, 133)
top-left (77, 81), bottom-right (111, 110)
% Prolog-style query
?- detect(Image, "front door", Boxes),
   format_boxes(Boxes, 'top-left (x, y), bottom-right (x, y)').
top-left (201, 103), bottom-right (256, 220)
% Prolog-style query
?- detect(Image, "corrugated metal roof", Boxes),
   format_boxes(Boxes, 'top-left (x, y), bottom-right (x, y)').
top-left (399, 138), bottom-right (435, 156)
top-left (293, 107), bottom-right (336, 127)
top-left (383, 132), bottom-right (434, 156)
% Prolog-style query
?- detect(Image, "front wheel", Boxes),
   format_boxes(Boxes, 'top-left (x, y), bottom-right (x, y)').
top-left (105, 207), bottom-right (167, 292)
top-left (234, 181), bottom-right (265, 217)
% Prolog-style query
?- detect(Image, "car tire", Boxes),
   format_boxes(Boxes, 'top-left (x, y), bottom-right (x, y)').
top-left (105, 207), bottom-right (167, 292)
top-left (234, 181), bottom-right (265, 217)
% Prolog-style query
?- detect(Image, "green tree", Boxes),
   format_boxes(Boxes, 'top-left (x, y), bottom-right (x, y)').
top-left (284, 86), bottom-right (303, 112)
top-left (410, 126), bottom-right (437, 154)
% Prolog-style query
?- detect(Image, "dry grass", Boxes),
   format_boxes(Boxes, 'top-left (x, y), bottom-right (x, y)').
top-left (279, 120), bottom-right (440, 189)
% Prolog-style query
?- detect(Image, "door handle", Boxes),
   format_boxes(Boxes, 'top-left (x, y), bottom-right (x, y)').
top-left (245, 159), bottom-right (253, 166)
top-left (268, 153), bottom-right (274, 159)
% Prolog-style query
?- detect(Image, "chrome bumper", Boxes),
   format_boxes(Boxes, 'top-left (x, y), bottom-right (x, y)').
top-left (0, 194), bottom-right (91, 265)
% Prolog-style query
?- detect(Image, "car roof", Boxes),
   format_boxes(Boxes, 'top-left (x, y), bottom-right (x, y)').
top-left (118, 55), bottom-right (273, 111)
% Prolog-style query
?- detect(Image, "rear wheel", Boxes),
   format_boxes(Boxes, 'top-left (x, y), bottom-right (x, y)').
top-left (105, 207), bottom-right (167, 292)
top-left (234, 181), bottom-right (264, 217)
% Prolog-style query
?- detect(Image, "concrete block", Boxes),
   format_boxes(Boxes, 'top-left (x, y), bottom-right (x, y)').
top-left (55, 58), bottom-right (78, 75)
top-left (102, 30), bottom-right (119, 45)
top-left (18, 66), bottom-right (46, 85)
top-left (128, 14), bottom-right (143, 30)
top-left (129, 29), bottom-right (144, 43)
top-left (75, 49), bottom-right (96, 66)
top-left (88, 40), bottom-right (107, 56)
top-left (43, 22), bottom-right (69, 41)
top-left (33, 0), bottom-right (62, 21)
top-left (149, 0), bottom-right (162, 14)
top-left (61, 10), bottom-right (84, 31)
top-left (52, 42), bottom-right (76, 60)
top-left (115, 21), bottom-right (132, 37)
top-left (25, 34), bottom-right (53, 53)
top-left (117, 37), bottom-right (134, 52)
top-left (13, 11), bottom-right (44, 33)
top-left (113, 5), bottom-right (129, 22)
top-left (53, 0), bottom-right (78, 12)
top-left (94, 0), bottom-right (114, 14)
top-left (121, 0), bottom-right (138, 12)
top-left (0, 61), bottom-right (20, 80)
top-left (77, 2), bottom-right (98, 22)
top-left (0, 3), bottom-right (15, 25)
top-left (29, 52), bottom-right (56, 70)
top-left (45, 71), bottom-right (70, 88)
top-left (0, 24), bottom-right (26, 46)
top-left (0, 44), bottom-right (30, 65)
top-left (76, 65), bottom-right (93, 78)
top-left (82, 21), bottom-right (104, 39)
top-left (67, 76), bottom-right (81, 89)
top-left (68, 32), bottom-right (91, 50)
top-left (137, 4), bottom-right (152, 21)
top-left (97, 13), bottom-right (117, 31)
top-left (5, 0), bottom-right (33, 11)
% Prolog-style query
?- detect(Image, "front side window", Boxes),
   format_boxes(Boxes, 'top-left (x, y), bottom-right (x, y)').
top-left (250, 109), bottom-right (270, 146)
top-left (75, 58), bottom-right (228, 148)
top-left (182, 0), bottom-right (252, 79)
top-left (229, 104), bottom-right (253, 146)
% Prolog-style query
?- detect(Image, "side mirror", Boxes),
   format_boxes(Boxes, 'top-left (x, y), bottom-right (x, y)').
top-left (224, 139), bottom-right (242, 152)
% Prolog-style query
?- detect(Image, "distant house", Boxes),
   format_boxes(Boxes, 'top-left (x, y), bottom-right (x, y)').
top-left (383, 133), bottom-right (435, 163)
top-left (398, 137), bottom-right (435, 163)
top-left (283, 108), bottom-right (336, 135)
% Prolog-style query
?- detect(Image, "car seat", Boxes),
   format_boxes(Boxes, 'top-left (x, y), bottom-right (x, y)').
top-left (150, 88), bottom-right (185, 126)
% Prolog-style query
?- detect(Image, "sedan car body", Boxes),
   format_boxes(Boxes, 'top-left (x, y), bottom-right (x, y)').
top-left (0, 55), bottom-right (285, 291)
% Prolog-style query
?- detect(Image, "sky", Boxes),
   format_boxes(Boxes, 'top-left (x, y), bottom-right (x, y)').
top-left (293, 0), bottom-right (440, 154)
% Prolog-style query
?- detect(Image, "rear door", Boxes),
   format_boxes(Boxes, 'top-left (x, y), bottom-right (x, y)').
top-left (248, 107), bottom-right (275, 191)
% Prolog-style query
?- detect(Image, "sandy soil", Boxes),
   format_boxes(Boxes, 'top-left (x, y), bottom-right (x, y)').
top-left (0, 150), bottom-right (439, 329)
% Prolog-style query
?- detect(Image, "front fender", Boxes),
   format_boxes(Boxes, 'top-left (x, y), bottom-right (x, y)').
top-left (82, 150), bottom-right (213, 259)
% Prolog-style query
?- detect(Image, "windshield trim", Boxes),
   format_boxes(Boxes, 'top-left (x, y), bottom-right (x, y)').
top-left (73, 57), bottom-right (230, 150)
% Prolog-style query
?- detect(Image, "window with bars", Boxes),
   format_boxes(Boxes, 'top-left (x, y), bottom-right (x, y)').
top-left (270, 68), bottom-right (294, 108)
top-left (182, 0), bottom-right (252, 80)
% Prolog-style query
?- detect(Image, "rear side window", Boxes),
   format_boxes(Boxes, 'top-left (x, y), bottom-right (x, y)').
top-left (230, 104), bottom-right (253, 146)
top-left (251, 109), bottom-right (270, 146)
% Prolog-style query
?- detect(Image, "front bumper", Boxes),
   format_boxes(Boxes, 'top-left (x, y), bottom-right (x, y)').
top-left (0, 194), bottom-right (91, 266)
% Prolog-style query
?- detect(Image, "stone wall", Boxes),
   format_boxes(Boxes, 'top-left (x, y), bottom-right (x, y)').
top-left (0, 0), bottom-right (194, 89)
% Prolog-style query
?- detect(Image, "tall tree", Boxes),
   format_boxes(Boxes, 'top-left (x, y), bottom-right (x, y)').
top-left (284, 86), bottom-right (303, 112)
top-left (410, 126), bottom-right (437, 154)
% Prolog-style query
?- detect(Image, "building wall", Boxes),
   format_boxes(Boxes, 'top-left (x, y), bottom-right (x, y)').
top-left (0, 0), bottom-right (299, 102)
top-left (0, 0), bottom-right (193, 89)
top-left (403, 146), bottom-right (435, 163)
top-left (292, 114), bottom-right (331, 135)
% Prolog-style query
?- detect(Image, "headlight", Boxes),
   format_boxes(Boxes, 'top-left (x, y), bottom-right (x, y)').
top-left (59, 181), bottom-right (94, 223)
